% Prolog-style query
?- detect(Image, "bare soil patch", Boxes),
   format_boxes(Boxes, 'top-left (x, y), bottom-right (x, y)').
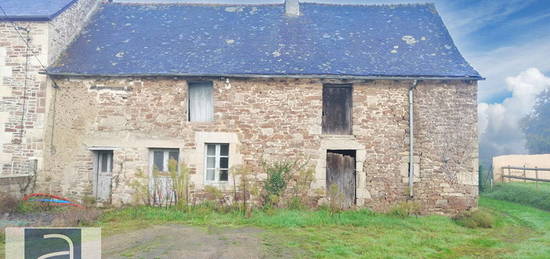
top-left (103, 225), bottom-right (267, 259)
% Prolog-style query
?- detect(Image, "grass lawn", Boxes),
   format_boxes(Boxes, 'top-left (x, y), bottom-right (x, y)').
top-left (484, 182), bottom-right (550, 211)
top-left (94, 197), bottom-right (550, 258)
top-left (2, 196), bottom-right (549, 258)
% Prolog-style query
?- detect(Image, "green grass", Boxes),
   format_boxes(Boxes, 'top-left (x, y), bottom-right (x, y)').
top-left (484, 182), bottom-right (550, 211)
top-left (96, 197), bottom-right (550, 258)
top-left (2, 197), bottom-right (549, 258)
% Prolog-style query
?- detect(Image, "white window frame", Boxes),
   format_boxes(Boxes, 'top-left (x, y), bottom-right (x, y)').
top-left (149, 148), bottom-right (179, 174)
top-left (204, 143), bottom-right (229, 184)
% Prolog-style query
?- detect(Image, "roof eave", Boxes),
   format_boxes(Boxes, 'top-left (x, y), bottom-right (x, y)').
top-left (44, 72), bottom-right (484, 81)
top-left (0, 0), bottom-right (78, 22)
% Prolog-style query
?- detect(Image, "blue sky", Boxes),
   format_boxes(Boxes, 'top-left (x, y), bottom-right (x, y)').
top-left (117, 1), bottom-right (550, 163)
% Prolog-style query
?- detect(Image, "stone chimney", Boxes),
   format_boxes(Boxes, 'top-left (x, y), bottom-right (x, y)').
top-left (285, 0), bottom-right (300, 16)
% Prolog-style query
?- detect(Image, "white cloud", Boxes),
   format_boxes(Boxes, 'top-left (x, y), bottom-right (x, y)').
top-left (479, 68), bottom-right (550, 164)
top-left (468, 36), bottom-right (550, 102)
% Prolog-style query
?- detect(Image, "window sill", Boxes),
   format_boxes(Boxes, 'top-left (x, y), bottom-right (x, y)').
top-left (204, 181), bottom-right (230, 186)
top-left (320, 134), bottom-right (356, 139)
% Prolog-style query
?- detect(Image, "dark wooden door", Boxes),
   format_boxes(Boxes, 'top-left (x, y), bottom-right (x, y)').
top-left (322, 84), bottom-right (352, 135)
top-left (326, 151), bottom-right (356, 209)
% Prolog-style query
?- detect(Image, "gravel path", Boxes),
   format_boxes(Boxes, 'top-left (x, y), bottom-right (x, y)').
top-left (102, 225), bottom-right (267, 259)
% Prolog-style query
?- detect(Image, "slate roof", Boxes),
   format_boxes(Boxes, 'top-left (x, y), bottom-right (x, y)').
top-left (0, 0), bottom-right (77, 21)
top-left (48, 3), bottom-right (482, 79)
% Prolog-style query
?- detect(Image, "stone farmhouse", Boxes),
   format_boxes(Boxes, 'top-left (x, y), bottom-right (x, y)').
top-left (0, 0), bottom-right (482, 214)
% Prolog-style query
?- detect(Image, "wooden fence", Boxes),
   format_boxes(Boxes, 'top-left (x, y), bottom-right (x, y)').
top-left (501, 166), bottom-right (550, 189)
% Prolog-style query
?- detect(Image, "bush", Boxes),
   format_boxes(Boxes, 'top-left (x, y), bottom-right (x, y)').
top-left (261, 160), bottom-right (294, 208)
top-left (453, 209), bottom-right (494, 228)
top-left (483, 183), bottom-right (550, 211)
top-left (0, 192), bottom-right (19, 214)
top-left (388, 201), bottom-right (422, 218)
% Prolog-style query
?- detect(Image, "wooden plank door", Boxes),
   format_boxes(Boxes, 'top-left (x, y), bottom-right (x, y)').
top-left (95, 151), bottom-right (113, 202)
top-left (322, 84), bottom-right (352, 135)
top-left (326, 151), bottom-right (356, 209)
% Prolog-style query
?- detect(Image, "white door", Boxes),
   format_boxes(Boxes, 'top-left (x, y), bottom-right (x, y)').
top-left (95, 151), bottom-right (113, 202)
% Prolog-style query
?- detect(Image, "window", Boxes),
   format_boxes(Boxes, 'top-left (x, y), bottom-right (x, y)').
top-left (322, 84), bottom-right (352, 135)
top-left (204, 143), bottom-right (229, 182)
top-left (188, 81), bottom-right (214, 122)
top-left (150, 149), bottom-right (179, 173)
top-left (97, 150), bottom-right (113, 173)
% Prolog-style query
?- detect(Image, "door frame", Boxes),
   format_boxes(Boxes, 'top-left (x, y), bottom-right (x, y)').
top-left (316, 137), bottom-right (368, 206)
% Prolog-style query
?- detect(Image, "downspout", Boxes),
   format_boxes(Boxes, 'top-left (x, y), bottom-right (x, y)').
top-left (408, 80), bottom-right (418, 198)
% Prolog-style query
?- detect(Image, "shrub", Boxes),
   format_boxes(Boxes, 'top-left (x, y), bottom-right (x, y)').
top-left (261, 160), bottom-right (295, 208)
top-left (287, 167), bottom-right (315, 208)
top-left (261, 159), bottom-right (312, 209)
top-left (231, 165), bottom-right (259, 217)
top-left (130, 161), bottom-right (191, 208)
top-left (169, 160), bottom-right (190, 210)
top-left (0, 192), bottom-right (19, 214)
top-left (388, 201), bottom-right (422, 218)
top-left (454, 209), bottom-right (494, 228)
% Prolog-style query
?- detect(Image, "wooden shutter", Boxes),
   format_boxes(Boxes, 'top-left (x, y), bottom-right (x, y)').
top-left (322, 84), bottom-right (352, 135)
top-left (188, 81), bottom-right (214, 122)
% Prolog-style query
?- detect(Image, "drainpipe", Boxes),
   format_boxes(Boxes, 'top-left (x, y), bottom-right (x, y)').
top-left (408, 80), bottom-right (418, 198)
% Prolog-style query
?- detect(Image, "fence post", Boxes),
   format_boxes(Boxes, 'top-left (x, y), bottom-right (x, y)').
top-left (490, 166), bottom-right (494, 192)
top-left (508, 165), bottom-right (511, 183)
top-left (523, 164), bottom-right (527, 183)
top-left (535, 166), bottom-right (539, 190)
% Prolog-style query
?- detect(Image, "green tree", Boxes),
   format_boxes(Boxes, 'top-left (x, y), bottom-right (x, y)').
top-left (521, 89), bottom-right (550, 154)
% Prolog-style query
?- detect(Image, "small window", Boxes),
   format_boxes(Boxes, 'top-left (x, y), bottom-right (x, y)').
top-left (150, 148), bottom-right (179, 173)
top-left (97, 151), bottom-right (113, 173)
top-left (204, 143), bottom-right (229, 183)
top-left (188, 81), bottom-right (214, 122)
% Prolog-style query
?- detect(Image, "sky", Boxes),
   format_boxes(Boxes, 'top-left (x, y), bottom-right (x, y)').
top-left (115, 0), bottom-right (550, 165)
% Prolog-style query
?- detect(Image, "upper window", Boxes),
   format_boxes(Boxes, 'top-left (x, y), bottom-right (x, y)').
top-left (150, 148), bottom-right (179, 173)
top-left (188, 81), bottom-right (214, 122)
top-left (205, 143), bottom-right (229, 183)
top-left (322, 84), bottom-right (352, 135)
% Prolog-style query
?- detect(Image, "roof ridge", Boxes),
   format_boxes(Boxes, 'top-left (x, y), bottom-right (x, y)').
top-left (108, 2), bottom-right (280, 7)
top-left (107, 2), bottom-right (435, 8)
top-left (302, 2), bottom-right (435, 7)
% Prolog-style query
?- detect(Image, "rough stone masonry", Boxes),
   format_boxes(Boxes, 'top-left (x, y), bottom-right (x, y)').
top-left (0, 0), bottom-right (98, 196)
top-left (41, 77), bottom-right (478, 214)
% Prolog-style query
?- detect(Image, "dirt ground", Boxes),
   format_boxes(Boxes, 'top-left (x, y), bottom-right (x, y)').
top-left (103, 225), bottom-right (271, 259)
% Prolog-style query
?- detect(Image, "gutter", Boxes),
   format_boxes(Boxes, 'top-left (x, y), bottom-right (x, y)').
top-left (43, 72), bottom-right (484, 81)
top-left (408, 80), bottom-right (419, 198)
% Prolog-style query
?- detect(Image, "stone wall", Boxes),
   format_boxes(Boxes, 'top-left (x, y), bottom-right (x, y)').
top-left (42, 77), bottom-right (478, 214)
top-left (0, 0), bottom-right (98, 196)
top-left (0, 21), bottom-right (49, 176)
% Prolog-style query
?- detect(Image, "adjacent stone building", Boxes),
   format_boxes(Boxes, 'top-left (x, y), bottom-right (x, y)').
top-left (0, 0), bottom-right (98, 196)
top-left (2, 0), bottom-right (481, 214)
